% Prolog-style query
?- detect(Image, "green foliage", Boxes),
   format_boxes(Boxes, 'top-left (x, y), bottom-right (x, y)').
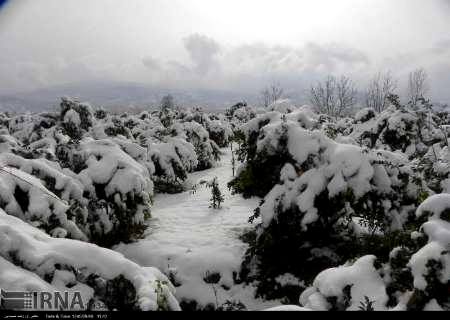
top-left (87, 192), bottom-right (150, 248)
top-left (228, 154), bottom-right (293, 198)
top-left (241, 204), bottom-right (347, 299)
top-left (241, 183), bottom-right (429, 300)
top-left (351, 231), bottom-right (424, 265)
top-left (208, 177), bottom-right (224, 209)
top-left (418, 190), bottom-right (430, 204)
top-left (151, 154), bottom-right (188, 194)
top-left (102, 275), bottom-right (138, 311)
top-left (62, 121), bottom-right (83, 141)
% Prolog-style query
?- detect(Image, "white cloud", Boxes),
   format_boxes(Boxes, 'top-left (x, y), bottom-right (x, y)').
top-left (141, 39), bottom-right (371, 93)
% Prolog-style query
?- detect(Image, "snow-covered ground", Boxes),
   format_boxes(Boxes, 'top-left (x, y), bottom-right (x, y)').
top-left (115, 148), bottom-right (281, 310)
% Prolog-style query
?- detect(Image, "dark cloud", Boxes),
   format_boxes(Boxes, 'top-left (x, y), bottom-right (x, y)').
top-left (183, 34), bottom-right (221, 74)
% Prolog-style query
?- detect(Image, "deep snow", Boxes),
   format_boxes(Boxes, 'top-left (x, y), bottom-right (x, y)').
top-left (115, 147), bottom-right (282, 310)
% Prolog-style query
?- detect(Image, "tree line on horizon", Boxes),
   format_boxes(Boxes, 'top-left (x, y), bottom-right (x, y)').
top-left (157, 67), bottom-right (444, 118)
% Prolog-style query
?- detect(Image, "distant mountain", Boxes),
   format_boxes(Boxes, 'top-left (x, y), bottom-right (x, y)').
top-left (0, 82), bottom-right (257, 113)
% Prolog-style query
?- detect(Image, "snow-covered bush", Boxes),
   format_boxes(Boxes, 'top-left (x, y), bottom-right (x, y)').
top-left (0, 152), bottom-right (88, 241)
top-left (177, 106), bottom-right (208, 125)
top-left (206, 120), bottom-right (233, 148)
top-left (355, 108), bottom-right (376, 123)
top-left (300, 194), bottom-right (449, 311)
top-left (231, 114), bottom-right (432, 299)
top-left (299, 255), bottom-right (388, 311)
top-left (226, 102), bottom-right (246, 119)
top-left (349, 105), bottom-right (445, 159)
top-left (0, 134), bottom-right (20, 154)
top-left (226, 102), bottom-right (256, 124)
top-left (92, 115), bottom-right (133, 140)
top-left (177, 121), bottom-right (220, 171)
top-left (114, 109), bottom-right (221, 191)
top-left (68, 139), bottom-right (154, 246)
top-left (149, 137), bottom-right (198, 193)
top-left (0, 136), bottom-right (156, 247)
top-left (60, 97), bottom-right (95, 141)
top-left (126, 112), bottom-right (167, 143)
top-left (229, 110), bottom-right (321, 198)
top-left (406, 194), bottom-right (450, 310)
top-left (416, 144), bottom-right (450, 194)
top-left (0, 209), bottom-right (180, 311)
top-left (8, 113), bottom-right (57, 145)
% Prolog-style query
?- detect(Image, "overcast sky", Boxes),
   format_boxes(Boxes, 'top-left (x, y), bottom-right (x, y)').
top-left (1, 0), bottom-right (450, 103)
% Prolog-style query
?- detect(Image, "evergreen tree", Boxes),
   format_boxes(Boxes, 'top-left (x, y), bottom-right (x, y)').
top-left (208, 177), bottom-right (224, 209)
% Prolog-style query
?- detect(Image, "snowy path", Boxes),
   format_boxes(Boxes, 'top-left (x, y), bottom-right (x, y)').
top-left (115, 148), bottom-right (280, 310)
